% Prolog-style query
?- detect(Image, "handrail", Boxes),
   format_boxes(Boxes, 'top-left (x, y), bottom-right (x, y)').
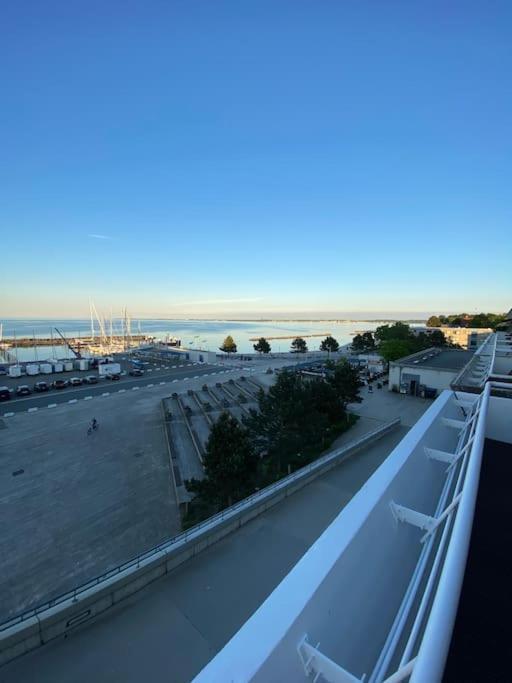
top-left (410, 382), bottom-right (490, 682)
top-left (370, 387), bottom-right (486, 682)
top-left (451, 333), bottom-right (495, 390)
top-left (0, 418), bottom-right (399, 632)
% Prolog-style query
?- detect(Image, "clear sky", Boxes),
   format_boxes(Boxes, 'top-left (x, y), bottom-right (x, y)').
top-left (1, 1), bottom-right (510, 319)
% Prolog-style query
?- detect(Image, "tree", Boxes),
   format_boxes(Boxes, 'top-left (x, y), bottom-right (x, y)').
top-left (378, 339), bottom-right (414, 362)
top-left (426, 316), bottom-right (441, 327)
top-left (253, 337), bottom-right (271, 354)
top-left (427, 329), bottom-right (448, 347)
top-left (328, 359), bottom-right (363, 409)
top-left (291, 337), bottom-right (307, 353)
top-left (351, 331), bottom-right (375, 353)
top-left (320, 336), bottom-right (339, 353)
top-left (219, 335), bottom-right (237, 354)
top-left (185, 412), bottom-right (257, 509)
top-left (375, 322), bottom-right (413, 343)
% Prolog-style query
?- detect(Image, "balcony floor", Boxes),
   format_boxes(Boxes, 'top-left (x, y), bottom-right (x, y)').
top-left (444, 438), bottom-right (512, 682)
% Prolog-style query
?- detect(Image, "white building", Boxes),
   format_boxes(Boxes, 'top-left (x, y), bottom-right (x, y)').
top-left (388, 347), bottom-right (475, 397)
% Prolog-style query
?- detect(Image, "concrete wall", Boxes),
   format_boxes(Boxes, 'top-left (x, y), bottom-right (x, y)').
top-left (0, 420), bottom-right (400, 667)
top-left (485, 396), bottom-right (512, 444)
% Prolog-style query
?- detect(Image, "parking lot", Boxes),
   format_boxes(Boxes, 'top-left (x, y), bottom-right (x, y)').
top-left (0, 354), bottom-right (222, 413)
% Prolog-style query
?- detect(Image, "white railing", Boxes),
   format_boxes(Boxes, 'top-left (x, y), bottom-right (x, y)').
top-left (410, 382), bottom-right (490, 681)
top-left (194, 388), bottom-right (490, 683)
top-left (372, 384), bottom-right (489, 682)
top-left (451, 333), bottom-right (495, 390)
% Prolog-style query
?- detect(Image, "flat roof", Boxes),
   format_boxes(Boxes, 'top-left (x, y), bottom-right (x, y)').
top-left (393, 348), bottom-right (474, 372)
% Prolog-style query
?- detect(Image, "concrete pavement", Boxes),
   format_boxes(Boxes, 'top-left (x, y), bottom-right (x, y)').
top-left (0, 427), bottom-right (409, 683)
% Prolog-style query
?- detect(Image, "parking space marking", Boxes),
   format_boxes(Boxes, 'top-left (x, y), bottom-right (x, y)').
top-left (48, 404), bottom-right (57, 408)
top-left (84, 396), bottom-right (93, 400)
top-left (118, 389), bottom-right (126, 393)
top-left (102, 393), bottom-right (110, 397)
top-left (3, 412), bottom-right (14, 418)
top-left (159, 381), bottom-right (165, 385)
top-left (68, 399), bottom-right (77, 404)
top-left (28, 407), bottom-right (38, 413)
top-left (147, 384), bottom-right (154, 388)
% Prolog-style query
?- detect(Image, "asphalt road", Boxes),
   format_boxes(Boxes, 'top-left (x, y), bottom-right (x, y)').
top-left (1, 364), bottom-right (219, 413)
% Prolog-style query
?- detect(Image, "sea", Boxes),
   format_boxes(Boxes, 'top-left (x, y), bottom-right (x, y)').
top-left (0, 318), bottom-right (424, 362)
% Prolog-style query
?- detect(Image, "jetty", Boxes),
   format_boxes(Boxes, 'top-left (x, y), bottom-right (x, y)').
top-left (248, 332), bottom-right (331, 341)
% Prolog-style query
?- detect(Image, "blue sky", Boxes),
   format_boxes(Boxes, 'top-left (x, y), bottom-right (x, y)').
top-left (1, 1), bottom-right (510, 318)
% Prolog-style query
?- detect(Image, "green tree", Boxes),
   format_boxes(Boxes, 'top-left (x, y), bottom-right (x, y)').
top-left (185, 412), bottom-right (257, 509)
top-left (427, 329), bottom-right (448, 347)
top-left (320, 335), bottom-right (339, 353)
top-left (379, 339), bottom-right (415, 362)
top-left (219, 335), bottom-right (237, 354)
top-left (328, 359), bottom-right (363, 409)
top-left (426, 316), bottom-right (441, 327)
top-left (375, 322), bottom-right (413, 343)
top-left (253, 337), bottom-right (271, 354)
top-left (291, 337), bottom-right (308, 353)
top-left (244, 371), bottom-right (311, 477)
top-left (351, 331), bottom-right (375, 353)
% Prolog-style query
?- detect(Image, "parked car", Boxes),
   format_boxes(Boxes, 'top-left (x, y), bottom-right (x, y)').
top-left (52, 379), bottom-right (68, 390)
top-left (69, 377), bottom-right (83, 386)
top-left (129, 368), bottom-right (144, 376)
top-left (16, 385), bottom-right (32, 396)
top-left (83, 375), bottom-right (98, 384)
top-left (33, 381), bottom-right (49, 392)
top-left (0, 386), bottom-right (11, 401)
top-left (106, 373), bottom-right (121, 381)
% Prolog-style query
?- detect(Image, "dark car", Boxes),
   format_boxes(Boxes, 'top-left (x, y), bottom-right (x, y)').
top-left (0, 386), bottom-right (11, 401)
top-left (69, 377), bottom-right (83, 386)
top-left (52, 379), bottom-right (68, 390)
top-left (83, 375), bottom-right (98, 384)
top-left (107, 373), bottom-right (121, 381)
top-left (33, 381), bottom-right (49, 392)
top-left (129, 368), bottom-right (144, 376)
top-left (16, 385), bottom-right (32, 396)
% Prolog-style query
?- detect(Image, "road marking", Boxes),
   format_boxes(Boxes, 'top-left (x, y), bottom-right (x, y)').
top-left (118, 389), bottom-right (126, 393)
top-left (194, 376), bottom-right (199, 379)
top-left (183, 377), bottom-right (189, 380)
top-left (102, 392), bottom-right (110, 397)
top-left (28, 407), bottom-right (38, 412)
top-left (3, 412), bottom-right (14, 417)
top-left (47, 404), bottom-right (57, 408)
top-left (148, 369), bottom-right (153, 372)
top-left (172, 379), bottom-right (178, 383)
top-left (172, 365), bottom-right (177, 368)
top-left (68, 399), bottom-right (77, 404)
top-left (159, 381), bottom-right (165, 385)
top-left (84, 396), bottom-right (93, 400)
top-left (147, 384), bottom-right (154, 388)
top-left (132, 387), bottom-right (139, 391)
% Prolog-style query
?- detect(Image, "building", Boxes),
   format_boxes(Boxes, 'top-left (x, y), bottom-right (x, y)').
top-left (388, 347), bottom-right (475, 396)
top-left (412, 326), bottom-right (492, 350)
top-left (438, 326), bottom-right (492, 350)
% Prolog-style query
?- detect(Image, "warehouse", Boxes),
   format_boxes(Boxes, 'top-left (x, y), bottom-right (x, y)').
top-left (388, 347), bottom-right (474, 397)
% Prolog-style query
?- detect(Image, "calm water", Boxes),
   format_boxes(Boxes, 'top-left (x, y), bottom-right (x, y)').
top-left (0, 318), bottom-right (412, 362)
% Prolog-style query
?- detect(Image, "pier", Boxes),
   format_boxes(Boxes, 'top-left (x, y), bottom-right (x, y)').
top-left (0, 335), bottom-right (153, 348)
top-left (248, 332), bottom-right (331, 341)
